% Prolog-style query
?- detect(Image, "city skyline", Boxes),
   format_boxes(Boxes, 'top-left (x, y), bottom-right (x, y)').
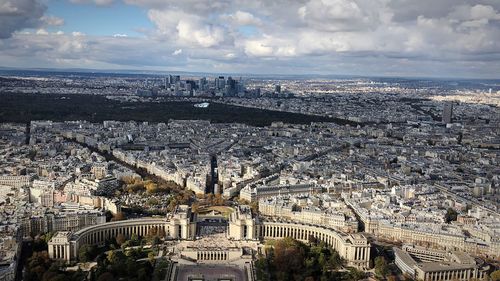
top-left (1, 0), bottom-right (500, 79)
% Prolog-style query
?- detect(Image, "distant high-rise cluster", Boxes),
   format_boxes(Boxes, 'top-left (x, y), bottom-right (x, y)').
top-left (134, 74), bottom-right (294, 98)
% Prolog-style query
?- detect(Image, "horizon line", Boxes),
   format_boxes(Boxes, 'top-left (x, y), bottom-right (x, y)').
top-left (0, 66), bottom-right (499, 81)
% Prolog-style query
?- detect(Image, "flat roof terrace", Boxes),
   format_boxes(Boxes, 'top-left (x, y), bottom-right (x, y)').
top-left (175, 264), bottom-right (246, 281)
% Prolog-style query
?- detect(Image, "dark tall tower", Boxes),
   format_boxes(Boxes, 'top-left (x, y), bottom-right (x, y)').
top-left (442, 102), bottom-right (453, 124)
top-left (275, 84), bottom-right (281, 93)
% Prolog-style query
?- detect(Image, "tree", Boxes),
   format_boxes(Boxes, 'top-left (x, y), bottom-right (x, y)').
top-left (147, 198), bottom-right (159, 206)
top-left (213, 194), bottom-right (226, 205)
top-left (145, 181), bottom-right (158, 194)
top-left (491, 270), bottom-right (500, 281)
top-left (33, 236), bottom-right (49, 252)
top-left (78, 245), bottom-right (95, 262)
top-left (111, 212), bottom-right (125, 221)
top-left (105, 210), bottom-right (113, 222)
top-left (255, 256), bottom-right (270, 281)
top-left (308, 234), bottom-right (317, 245)
top-left (388, 275), bottom-right (397, 281)
top-left (97, 272), bottom-right (114, 281)
top-left (167, 198), bottom-right (178, 212)
top-left (348, 268), bottom-right (366, 281)
top-left (137, 267), bottom-right (149, 281)
top-left (250, 201), bottom-right (259, 214)
top-left (328, 250), bottom-right (343, 269)
top-left (24, 251), bottom-right (52, 281)
top-left (272, 237), bottom-right (306, 280)
top-left (375, 256), bottom-right (388, 277)
top-left (191, 202), bottom-right (200, 213)
top-left (445, 208), bottom-right (458, 223)
top-left (130, 233), bottom-right (140, 245)
top-left (318, 253), bottom-right (326, 269)
top-left (107, 250), bottom-right (125, 264)
top-left (116, 233), bottom-right (126, 246)
top-left (148, 251), bottom-right (156, 263)
top-left (45, 274), bottom-right (67, 281)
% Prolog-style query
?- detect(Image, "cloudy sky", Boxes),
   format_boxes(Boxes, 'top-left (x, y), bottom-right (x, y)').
top-left (0, 0), bottom-right (499, 78)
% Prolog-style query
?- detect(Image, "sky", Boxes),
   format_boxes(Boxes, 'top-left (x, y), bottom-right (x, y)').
top-left (0, 0), bottom-right (499, 78)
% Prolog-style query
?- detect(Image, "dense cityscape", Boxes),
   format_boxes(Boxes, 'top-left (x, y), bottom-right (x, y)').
top-left (1, 0), bottom-right (500, 280)
top-left (0, 70), bottom-right (499, 281)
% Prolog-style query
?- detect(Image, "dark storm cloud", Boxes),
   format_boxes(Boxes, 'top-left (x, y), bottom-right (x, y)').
top-left (0, 0), bottom-right (46, 38)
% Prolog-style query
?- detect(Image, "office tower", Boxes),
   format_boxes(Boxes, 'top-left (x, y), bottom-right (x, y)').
top-left (199, 77), bottom-right (207, 90)
top-left (174, 82), bottom-right (180, 95)
top-left (168, 75), bottom-right (180, 84)
top-left (442, 102), bottom-right (453, 124)
top-left (225, 76), bottom-right (236, 96)
top-left (186, 80), bottom-right (196, 96)
top-left (275, 84), bottom-right (281, 93)
top-left (215, 77), bottom-right (220, 89)
top-left (218, 76), bottom-right (225, 90)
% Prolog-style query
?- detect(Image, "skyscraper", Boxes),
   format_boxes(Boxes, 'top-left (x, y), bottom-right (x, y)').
top-left (275, 84), bottom-right (281, 93)
top-left (442, 102), bottom-right (453, 124)
top-left (218, 76), bottom-right (225, 90)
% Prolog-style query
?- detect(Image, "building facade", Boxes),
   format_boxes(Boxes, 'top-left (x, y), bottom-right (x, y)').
top-left (394, 244), bottom-right (489, 281)
top-left (228, 206), bottom-right (370, 269)
top-left (49, 205), bottom-right (371, 269)
top-left (48, 205), bottom-right (196, 261)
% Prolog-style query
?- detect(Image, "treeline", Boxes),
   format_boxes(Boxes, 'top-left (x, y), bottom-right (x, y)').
top-left (88, 231), bottom-right (168, 281)
top-left (0, 92), bottom-right (356, 127)
top-left (255, 237), bottom-right (365, 281)
top-left (120, 177), bottom-right (177, 194)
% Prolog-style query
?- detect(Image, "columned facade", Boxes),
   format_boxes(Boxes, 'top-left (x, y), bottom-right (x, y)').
top-left (49, 205), bottom-right (370, 270)
top-left (256, 222), bottom-right (370, 269)
top-left (49, 217), bottom-right (195, 261)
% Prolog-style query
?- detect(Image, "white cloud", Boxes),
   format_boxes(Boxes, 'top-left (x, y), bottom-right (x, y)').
top-left (227, 11), bottom-right (262, 26)
top-left (177, 19), bottom-right (225, 47)
top-left (148, 9), bottom-right (226, 47)
top-left (465, 4), bottom-right (500, 20)
top-left (35, 29), bottom-right (48, 35)
top-left (113, 33), bottom-right (128, 37)
top-left (172, 48), bottom-right (182, 55)
top-left (41, 15), bottom-right (65, 26)
top-left (244, 38), bottom-right (273, 57)
top-left (72, 31), bottom-right (86, 37)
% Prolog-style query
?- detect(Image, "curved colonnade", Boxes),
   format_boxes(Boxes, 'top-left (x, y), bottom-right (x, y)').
top-left (48, 206), bottom-right (370, 269)
top-left (48, 217), bottom-right (192, 261)
top-left (258, 222), bottom-right (370, 268)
